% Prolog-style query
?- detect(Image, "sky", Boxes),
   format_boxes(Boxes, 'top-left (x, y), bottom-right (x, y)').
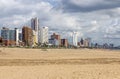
top-left (0, 0), bottom-right (120, 46)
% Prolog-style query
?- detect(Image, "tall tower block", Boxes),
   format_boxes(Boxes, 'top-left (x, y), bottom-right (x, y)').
top-left (31, 17), bottom-right (39, 43)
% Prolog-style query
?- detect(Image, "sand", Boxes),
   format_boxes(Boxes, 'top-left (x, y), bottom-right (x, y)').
top-left (0, 48), bottom-right (120, 79)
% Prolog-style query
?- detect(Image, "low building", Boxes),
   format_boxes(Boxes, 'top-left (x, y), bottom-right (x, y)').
top-left (50, 33), bottom-right (61, 46)
top-left (49, 39), bottom-right (59, 46)
top-left (78, 38), bottom-right (90, 47)
top-left (83, 39), bottom-right (89, 47)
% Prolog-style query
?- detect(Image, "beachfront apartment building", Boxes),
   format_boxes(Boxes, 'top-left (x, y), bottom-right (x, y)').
top-left (15, 28), bottom-right (19, 45)
top-left (1, 27), bottom-right (19, 46)
top-left (22, 26), bottom-right (33, 46)
top-left (39, 27), bottom-right (48, 44)
top-left (1, 27), bottom-right (9, 41)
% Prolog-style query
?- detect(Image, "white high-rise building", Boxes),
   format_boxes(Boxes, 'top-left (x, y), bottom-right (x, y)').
top-left (39, 27), bottom-right (48, 43)
top-left (31, 17), bottom-right (39, 43)
top-left (72, 32), bottom-right (78, 46)
top-left (15, 28), bottom-right (19, 45)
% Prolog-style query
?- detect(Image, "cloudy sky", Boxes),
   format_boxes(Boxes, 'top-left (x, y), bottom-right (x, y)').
top-left (0, 0), bottom-right (120, 46)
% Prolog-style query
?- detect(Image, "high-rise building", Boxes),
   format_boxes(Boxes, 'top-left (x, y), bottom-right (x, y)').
top-left (31, 17), bottom-right (39, 31)
top-left (22, 26), bottom-right (33, 46)
top-left (31, 17), bottom-right (39, 43)
top-left (1, 27), bottom-right (9, 41)
top-left (72, 32), bottom-right (78, 46)
top-left (39, 27), bottom-right (48, 44)
top-left (9, 30), bottom-right (16, 45)
top-left (9, 30), bottom-right (15, 40)
top-left (15, 28), bottom-right (19, 45)
top-left (1, 27), bottom-right (9, 45)
top-left (1, 27), bottom-right (19, 46)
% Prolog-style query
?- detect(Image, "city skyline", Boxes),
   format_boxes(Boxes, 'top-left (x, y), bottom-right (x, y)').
top-left (0, 0), bottom-right (120, 46)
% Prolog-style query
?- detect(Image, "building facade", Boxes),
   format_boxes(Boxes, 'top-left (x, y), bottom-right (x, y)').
top-left (83, 38), bottom-right (90, 47)
top-left (22, 26), bottom-right (33, 46)
top-left (72, 32), bottom-right (78, 46)
top-left (31, 17), bottom-right (39, 43)
top-left (9, 30), bottom-right (16, 45)
top-left (31, 17), bottom-right (39, 31)
top-left (1, 27), bottom-right (18, 46)
top-left (49, 39), bottom-right (59, 46)
top-left (61, 39), bottom-right (68, 47)
top-left (32, 30), bottom-right (37, 46)
top-left (1, 27), bottom-right (9, 40)
top-left (1, 27), bottom-right (9, 46)
top-left (50, 33), bottom-right (61, 46)
top-left (15, 28), bottom-right (19, 46)
top-left (19, 32), bottom-right (22, 42)
top-left (39, 27), bottom-right (48, 44)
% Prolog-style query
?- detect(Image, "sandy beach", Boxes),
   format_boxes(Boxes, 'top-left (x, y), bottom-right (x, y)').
top-left (0, 48), bottom-right (120, 79)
